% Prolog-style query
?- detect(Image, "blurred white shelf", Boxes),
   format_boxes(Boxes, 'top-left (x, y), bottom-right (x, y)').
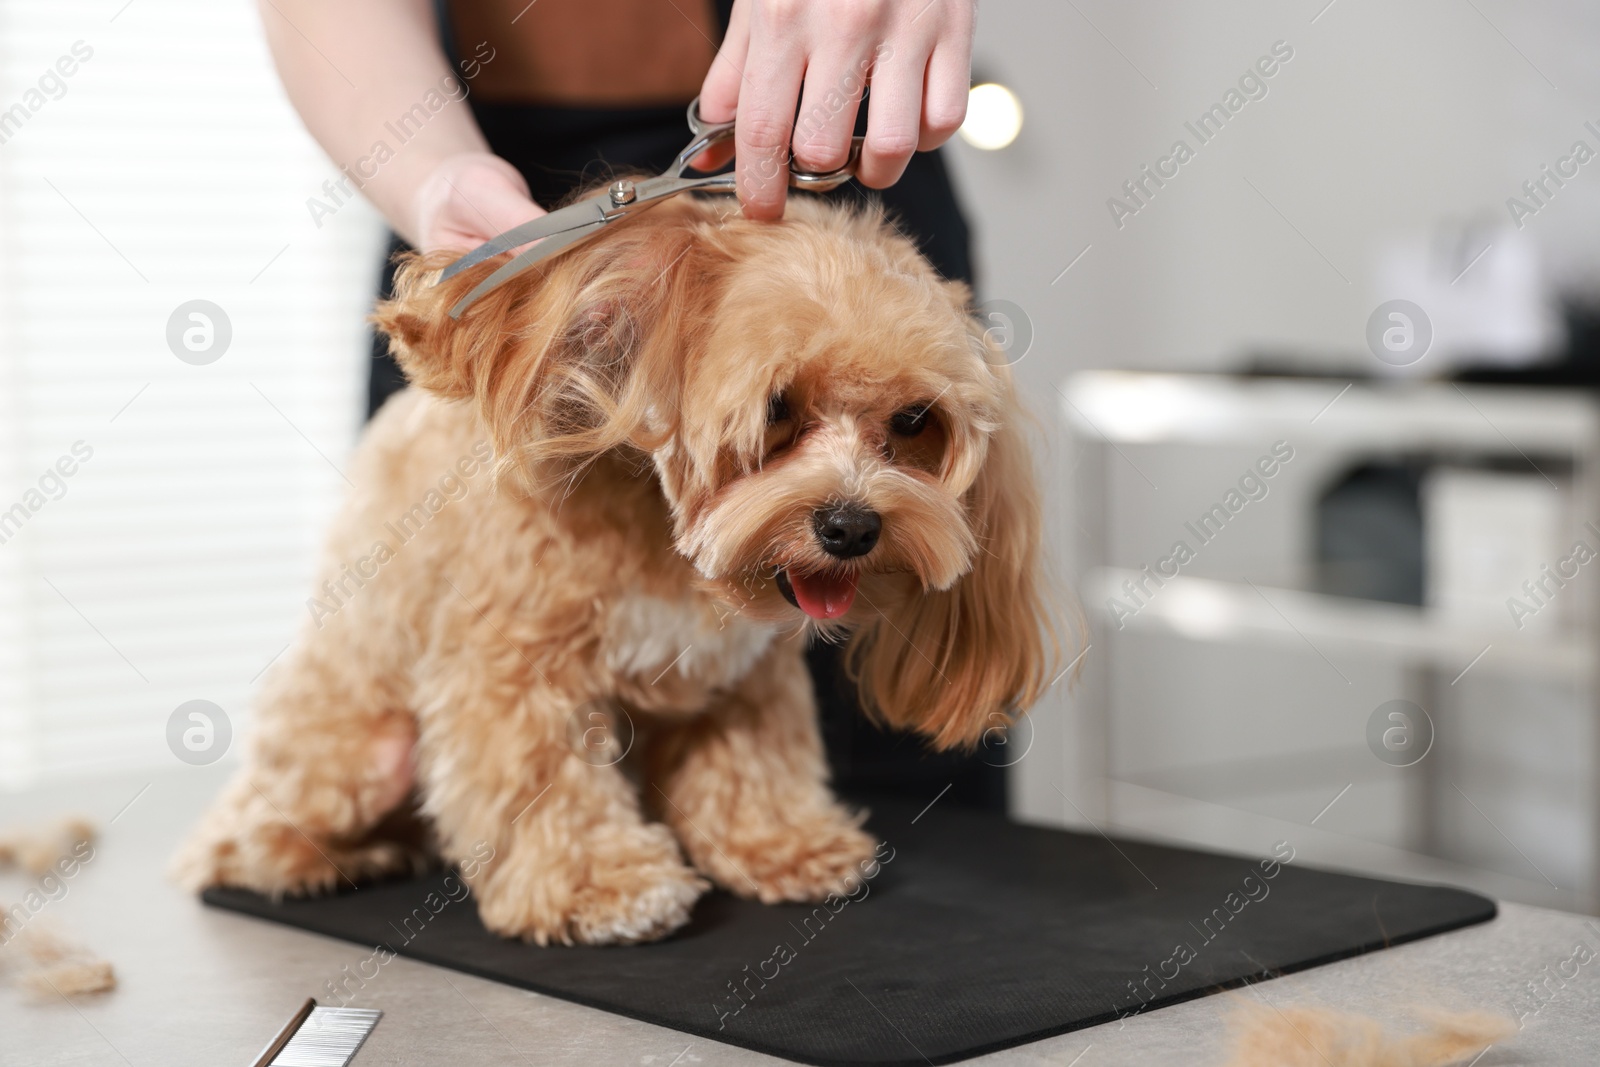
top-left (1065, 370), bottom-right (1600, 903)
top-left (1088, 567), bottom-right (1591, 682)
top-left (1061, 371), bottom-right (1600, 452)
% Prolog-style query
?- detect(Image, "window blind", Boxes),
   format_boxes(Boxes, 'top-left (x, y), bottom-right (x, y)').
top-left (0, 0), bottom-right (385, 787)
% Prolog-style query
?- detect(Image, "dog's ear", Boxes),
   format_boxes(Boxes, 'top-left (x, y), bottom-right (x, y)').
top-left (847, 364), bottom-right (1057, 751)
top-left (372, 201), bottom-right (725, 473)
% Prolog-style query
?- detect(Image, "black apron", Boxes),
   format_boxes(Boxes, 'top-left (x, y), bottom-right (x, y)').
top-left (368, 0), bottom-right (1000, 811)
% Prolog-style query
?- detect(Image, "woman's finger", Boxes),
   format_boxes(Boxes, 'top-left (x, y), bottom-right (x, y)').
top-left (855, 45), bottom-right (929, 189)
top-left (919, 40), bottom-right (971, 150)
top-left (789, 44), bottom-right (873, 174)
top-left (732, 2), bottom-right (807, 219)
top-left (698, 0), bottom-right (750, 125)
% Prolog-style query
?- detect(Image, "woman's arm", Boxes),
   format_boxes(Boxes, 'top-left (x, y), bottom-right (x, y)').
top-left (257, 0), bottom-right (543, 250)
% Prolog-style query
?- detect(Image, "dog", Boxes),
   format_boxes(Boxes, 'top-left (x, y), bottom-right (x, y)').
top-left (172, 191), bottom-right (1054, 945)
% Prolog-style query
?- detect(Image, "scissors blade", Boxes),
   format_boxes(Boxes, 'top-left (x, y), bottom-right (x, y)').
top-left (447, 219), bottom-right (612, 318)
top-left (630, 172), bottom-right (735, 204)
top-left (439, 198), bottom-right (610, 281)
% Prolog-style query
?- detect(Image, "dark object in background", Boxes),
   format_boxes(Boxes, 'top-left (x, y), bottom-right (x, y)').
top-left (207, 796), bottom-right (1495, 1066)
top-left (1456, 298), bottom-right (1600, 388)
top-left (809, 644), bottom-right (1007, 812)
top-left (1313, 463), bottom-right (1426, 606)
top-left (1249, 301), bottom-right (1600, 617)
top-left (1282, 301), bottom-right (1600, 612)
top-left (1244, 298), bottom-right (1600, 386)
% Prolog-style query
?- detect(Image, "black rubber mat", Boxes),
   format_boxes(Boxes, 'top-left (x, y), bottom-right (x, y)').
top-left (204, 796), bottom-right (1496, 1065)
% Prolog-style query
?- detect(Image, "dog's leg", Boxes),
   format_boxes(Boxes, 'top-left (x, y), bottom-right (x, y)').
top-left (645, 643), bottom-right (879, 903)
top-left (170, 640), bottom-right (425, 895)
top-left (416, 671), bottom-right (708, 946)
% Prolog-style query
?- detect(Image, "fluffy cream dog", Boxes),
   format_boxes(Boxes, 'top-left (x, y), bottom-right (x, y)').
top-left (173, 192), bottom-right (1053, 945)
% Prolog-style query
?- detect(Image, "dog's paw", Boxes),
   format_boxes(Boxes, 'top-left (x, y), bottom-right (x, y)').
top-left (171, 818), bottom-right (421, 897)
top-left (474, 823), bottom-right (708, 945)
top-left (561, 862), bottom-right (708, 945)
top-left (696, 808), bottom-right (879, 904)
top-left (169, 781), bottom-right (422, 896)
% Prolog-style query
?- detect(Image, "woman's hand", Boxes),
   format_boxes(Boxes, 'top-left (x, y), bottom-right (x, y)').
top-left (698, 0), bottom-right (976, 220)
top-left (410, 152), bottom-right (546, 254)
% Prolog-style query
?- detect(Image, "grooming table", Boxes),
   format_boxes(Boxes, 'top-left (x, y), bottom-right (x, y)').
top-left (203, 794), bottom-right (1493, 1066)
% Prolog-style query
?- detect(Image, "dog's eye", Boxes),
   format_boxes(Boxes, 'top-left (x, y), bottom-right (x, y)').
top-left (889, 405), bottom-right (930, 437)
top-left (767, 392), bottom-right (791, 425)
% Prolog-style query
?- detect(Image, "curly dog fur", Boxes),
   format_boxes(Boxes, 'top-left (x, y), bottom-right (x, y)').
top-left (172, 192), bottom-right (1053, 945)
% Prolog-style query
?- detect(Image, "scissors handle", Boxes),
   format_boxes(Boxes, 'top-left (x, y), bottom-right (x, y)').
top-left (441, 98), bottom-right (864, 312)
top-left (682, 97), bottom-right (861, 193)
top-left (674, 98), bottom-right (736, 176)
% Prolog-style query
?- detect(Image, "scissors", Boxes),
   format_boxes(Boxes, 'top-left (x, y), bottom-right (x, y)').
top-left (439, 96), bottom-right (865, 317)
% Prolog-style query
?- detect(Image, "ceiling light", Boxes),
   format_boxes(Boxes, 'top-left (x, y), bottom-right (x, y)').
top-left (959, 83), bottom-right (1023, 150)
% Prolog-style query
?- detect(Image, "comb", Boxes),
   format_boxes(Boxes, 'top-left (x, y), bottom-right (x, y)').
top-left (249, 998), bottom-right (383, 1067)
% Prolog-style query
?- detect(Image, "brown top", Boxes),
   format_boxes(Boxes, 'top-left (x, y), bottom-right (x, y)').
top-left (450, 0), bottom-right (719, 106)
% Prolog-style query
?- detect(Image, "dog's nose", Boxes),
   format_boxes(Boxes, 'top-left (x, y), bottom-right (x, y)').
top-left (813, 504), bottom-right (881, 559)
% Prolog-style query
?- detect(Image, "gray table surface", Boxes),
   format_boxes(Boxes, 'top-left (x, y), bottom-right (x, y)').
top-left (2, 764), bottom-right (1596, 1066)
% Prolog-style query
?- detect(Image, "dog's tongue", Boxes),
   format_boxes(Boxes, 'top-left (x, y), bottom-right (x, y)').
top-left (788, 570), bottom-right (858, 620)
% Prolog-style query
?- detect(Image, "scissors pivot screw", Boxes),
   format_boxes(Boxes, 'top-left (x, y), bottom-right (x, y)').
top-left (609, 180), bottom-right (638, 206)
